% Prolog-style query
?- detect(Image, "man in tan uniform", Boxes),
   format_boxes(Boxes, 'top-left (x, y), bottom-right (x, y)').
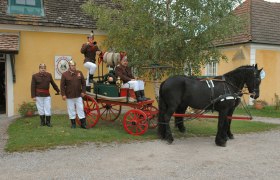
top-left (31, 64), bottom-right (60, 127)
top-left (60, 60), bottom-right (87, 129)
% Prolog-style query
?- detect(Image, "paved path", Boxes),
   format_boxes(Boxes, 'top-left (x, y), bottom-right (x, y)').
top-left (0, 115), bottom-right (280, 179)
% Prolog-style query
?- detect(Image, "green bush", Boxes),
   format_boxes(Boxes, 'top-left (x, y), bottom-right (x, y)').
top-left (18, 101), bottom-right (37, 117)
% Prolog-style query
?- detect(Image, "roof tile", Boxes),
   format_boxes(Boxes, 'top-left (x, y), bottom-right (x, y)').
top-left (0, 33), bottom-right (19, 53)
top-left (0, 0), bottom-right (115, 29)
top-left (217, 0), bottom-right (280, 46)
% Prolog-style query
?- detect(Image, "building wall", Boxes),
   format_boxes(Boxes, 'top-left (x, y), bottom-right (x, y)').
top-left (0, 29), bottom-right (107, 115)
top-left (211, 44), bottom-right (280, 106)
top-left (255, 49), bottom-right (280, 105)
top-left (0, 29), bottom-right (157, 115)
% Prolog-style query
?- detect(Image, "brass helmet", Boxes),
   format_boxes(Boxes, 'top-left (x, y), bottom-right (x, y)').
top-left (39, 63), bottom-right (46, 68)
top-left (87, 30), bottom-right (94, 39)
top-left (68, 60), bottom-right (76, 66)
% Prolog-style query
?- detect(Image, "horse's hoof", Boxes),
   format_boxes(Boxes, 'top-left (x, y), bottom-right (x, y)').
top-left (228, 134), bottom-right (234, 139)
top-left (166, 136), bottom-right (174, 144)
top-left (215, 141), bottom-right (227, 147)
top-left (167, 139), bottom-right (174, 144)
top-left (179, 127), bottom-right (186, 133)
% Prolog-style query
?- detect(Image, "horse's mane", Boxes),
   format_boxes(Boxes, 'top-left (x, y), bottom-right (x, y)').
top-left (224, 65), bottom-right (255, 77)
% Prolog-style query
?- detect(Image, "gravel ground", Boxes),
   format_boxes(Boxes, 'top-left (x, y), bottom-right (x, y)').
top-left (0, 116), bottom-right (280, 180)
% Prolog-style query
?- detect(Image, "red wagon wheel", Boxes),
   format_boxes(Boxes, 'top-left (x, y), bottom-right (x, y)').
top-left (123, 109), bottom-right (148, 135)
top-left (141, 105), bottom-right (159, 129)
top-left (76, 95), bottom-right (100, 128)
top-left (99, 103), bottom-right (122, 121)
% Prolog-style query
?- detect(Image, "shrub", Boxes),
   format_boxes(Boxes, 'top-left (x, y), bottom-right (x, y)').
top-left (253, 100), bottom-right (268, 110)
top-left (274, 93), bottom-right (280, 110)
top-left (18, 101), bottom-right (37, 117)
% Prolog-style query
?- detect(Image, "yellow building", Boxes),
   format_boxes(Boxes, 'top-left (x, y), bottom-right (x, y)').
top-left (0, 0), bottom-right (156, 117)
top-left (1, 0), bottom-right (279, 118)
top-left (202, 0), bottom-right (280, 106)
top-left (0, 0), bottom-right (109, 117)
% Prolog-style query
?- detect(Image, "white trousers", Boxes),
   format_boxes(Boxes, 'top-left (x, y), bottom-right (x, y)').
top-left (36, 96), bottom-right (51, 116)
top-left (121, 80), bottom-right (144, 91)
top-left (66, 97), bottom-right (85, 119)
top-left (84, 62), bottom-right (97, 86)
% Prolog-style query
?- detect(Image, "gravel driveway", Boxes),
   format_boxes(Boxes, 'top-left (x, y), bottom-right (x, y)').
top-left (0, 116), bottom-right (280, 180)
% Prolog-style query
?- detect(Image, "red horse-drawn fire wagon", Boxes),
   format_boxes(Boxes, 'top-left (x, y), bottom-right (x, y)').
top-left (76, 52), bottom-right (159, 135)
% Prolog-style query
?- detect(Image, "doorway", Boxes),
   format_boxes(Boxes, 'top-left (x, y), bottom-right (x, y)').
top-left (0, 61), bottom-right (6, 114)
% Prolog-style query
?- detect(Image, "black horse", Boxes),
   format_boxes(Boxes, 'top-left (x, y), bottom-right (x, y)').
top-left (158, 64), bottom-right (263, 147)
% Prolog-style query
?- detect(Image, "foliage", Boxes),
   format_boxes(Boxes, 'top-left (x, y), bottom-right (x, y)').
top-left (6, 114), bottom-right (280, 152)
top-left (18, 101), bottom-right (37, 117)
top-left (82, 0), bottom-right (244, 77)
top-left (274, 93), bottom-right (280, 110)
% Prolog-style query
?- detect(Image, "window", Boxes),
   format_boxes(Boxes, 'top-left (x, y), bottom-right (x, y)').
top-left (8, 0), bottom-right (44, 16)
top-left (205, 62), bottom-right (217, 76)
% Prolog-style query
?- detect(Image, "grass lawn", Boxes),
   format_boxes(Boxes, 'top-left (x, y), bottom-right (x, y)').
top-left (234, 105), bottom-right (280, 118)
top-left (6, 113), bottom-right (280, 152)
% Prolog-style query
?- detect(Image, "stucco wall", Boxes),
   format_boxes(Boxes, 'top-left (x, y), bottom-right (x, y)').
top-left (0, 30), bottom-right (156, 115)
top-left (214, 45), bottom-right (280, 105)
top-left (1, 30), bottom-right (107, 115)
top-left (255, 49), bottom-right (280, 105)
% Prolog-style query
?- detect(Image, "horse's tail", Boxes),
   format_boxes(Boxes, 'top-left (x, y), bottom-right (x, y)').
top-left (158, 80), bottom-right (167, 139)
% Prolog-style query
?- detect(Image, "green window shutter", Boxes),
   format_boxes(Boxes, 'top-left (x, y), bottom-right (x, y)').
top-left (8, 0), bottom-right (44, 16)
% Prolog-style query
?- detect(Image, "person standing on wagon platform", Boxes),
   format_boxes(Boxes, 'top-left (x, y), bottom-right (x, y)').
top-left (80, 33), bottom-right (101, 86)
top-left (60, 60), bottom-right (87, 129)
top-left (31, 63), bottom-right (60, 127)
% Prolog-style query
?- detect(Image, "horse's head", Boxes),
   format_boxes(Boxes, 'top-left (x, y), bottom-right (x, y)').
top-left (245, 64), bottom-right (264, 99)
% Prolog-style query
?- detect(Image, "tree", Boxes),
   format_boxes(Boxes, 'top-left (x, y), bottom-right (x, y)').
top-left (82, 0), bottom-right (243, 75)
top-left (82, 0), bottom-right (244, 100)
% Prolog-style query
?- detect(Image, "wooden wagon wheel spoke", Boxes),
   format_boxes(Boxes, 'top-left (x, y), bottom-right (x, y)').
top-left (99, 103), bottom-right (122, 121)
top-left (123, 109), bottom-right (148, 136)
top-left (141, 105), bottom-right (159, 129)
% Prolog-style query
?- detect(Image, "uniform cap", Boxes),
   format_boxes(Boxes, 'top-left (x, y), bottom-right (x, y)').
top-left (87, 31), bottom-right (94, 38)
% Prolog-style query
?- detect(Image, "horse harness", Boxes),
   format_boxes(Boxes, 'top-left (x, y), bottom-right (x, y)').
top-left (202, 77), bottom-right (241, 111)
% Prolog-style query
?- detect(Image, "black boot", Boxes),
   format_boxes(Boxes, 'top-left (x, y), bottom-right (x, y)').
top-left (89, 74), bottom-right (94, 83)
top-left (80, 118), bottom-right (87, 129)
top-left (135, 91), bottom-right (145, 102)
top-left (70, 119), bottom-right (76, 128)
top-left (140, 90), bottom-right (150, 101)
top-left (46, 116), bottom-right (52, 127)
top-left (86, 86), bottom-right (91, 92)
top-left (40, 115), bottom-right (45, 126)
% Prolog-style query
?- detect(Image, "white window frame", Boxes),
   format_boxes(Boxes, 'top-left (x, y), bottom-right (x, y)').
top-left (205, 62), bottom-right (217, 76)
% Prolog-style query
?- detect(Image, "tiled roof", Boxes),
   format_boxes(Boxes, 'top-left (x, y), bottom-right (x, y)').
top-left (215, 0), bottom-right (280, 46)
top-left (0, 33), bottom-right (19, 53)
top-left (0, 0), bottom-right (115, 29)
